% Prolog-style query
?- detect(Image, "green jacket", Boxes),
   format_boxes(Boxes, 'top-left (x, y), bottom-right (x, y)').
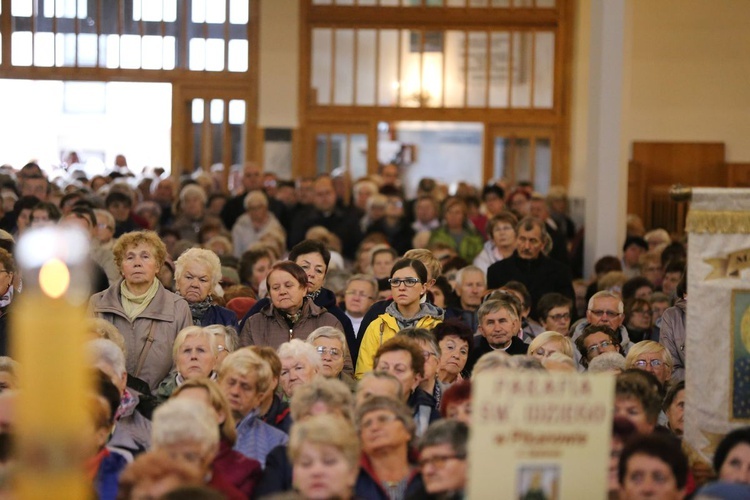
top-left (428, 225), bottom-right (484, 263)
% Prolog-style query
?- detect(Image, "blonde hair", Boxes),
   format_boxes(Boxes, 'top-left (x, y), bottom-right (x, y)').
top-left (172, 326), bottom-right (218, 361)
top-left (288, 415), bottom-right (360, 469)
top-left (218, 348), bottom-right (273, 395)
top-left (172, 377), bottom-right (237, 444)
top-left (0, 357), bottom-right (19, 389)
top-left (175, 247), bottom-right (223, 288)
top-left (289, 377), bottom-right (354, 423)
top-left (403, 248), bottom-right (441, 280)
top-left (179, 184), bottom-right (207, 205)
top-left (624, 340), bottom-right (674, 373)
top-left (88, 318), bottom-right (126, 357)
top-left (527, 331), bottom-right (574, 359)
top-left (306, 326), bottom-right (348, 361)
top-left (113, 230), bottom-right (167, 271)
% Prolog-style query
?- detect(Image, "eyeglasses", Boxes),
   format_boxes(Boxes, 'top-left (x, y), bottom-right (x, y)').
top-left (588, 309), bottom-right (621, 318)
top-left (345, 290), bottom-right (374, 299)
top-left (634, 359), bottom-right (663, 368)
top-left (586, 340), bottom-right (615, 355)
top-left (361, 413), bottom-right (399, 429)
top-left (389, 278), bottom-right (421, 288)
top-left (316, 346), bottom-right (342, 360)
top-left (418, 454), bottom-right (466, 468)
top-left (422, 350), bottom-right (437, 361)
top-left (547, 312), bottom-right (570, 321)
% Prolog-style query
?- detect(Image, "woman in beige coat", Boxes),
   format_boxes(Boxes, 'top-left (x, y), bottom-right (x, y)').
top-left (89, 230), bottom-right (192, 392)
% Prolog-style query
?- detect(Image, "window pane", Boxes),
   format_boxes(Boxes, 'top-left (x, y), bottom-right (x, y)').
top-left (422, 32), bottom-right (444, 108)
top-left (334, 30), bottom-right (354, 105)
top-left (192, 0), bottom-right (206, 23)
top-left (229, 0), bottom-right (249, 24)
top-left (104, 35), bottom-right (120, 69)
top-left (311, 29), bottom-right (332, 105)
top-left (210, 99), bottom-right (224, 124)
top-left (189, 38), bottom-right (206, 70)
top-left (399, 30), bottom-right (420, 107)
top-left (515, 137), bottom-right (532, 183)
top-left (228, 100), bottom-right (246, 125)
top-left (55, 33), bottom-right (76, 66)
top-left (466, 31), bottom-right (487, 107)
top-left (205, 0), bottom-right (226, 24)
top-left (349, 134), bottom-right (368, 180)
top-left (120, 35), bottom-right (141, 69)
top-left (489, 31), bottom-right (510, 107)
top-left (534, 138), bottom-right (552, 193)
top-left (493, 137), bottom-right (507, 179)
top-left (444, 30), bottom-right (465, 107)
top-left (11, 0), bottom-right (32, 17)
top-left (315, 134), bottom-right (330, 174)
top-left (34, 33), bottom-right (55, 67)
top-left (192, 99), bottom-right (205, 124)
top-left (510, 31), bottom-right (532, 108)
top-left (533, 31), bottom-right (554, 108)
top-left (11, 32), bottom-right (32, 66)
top-left (141, 36), bottom-right (163, 70)
top-left (64, 82), bottom-right (106, 114)
top-left (206, 39), bottom-right (225, 71)
top-left (228, 39), bottom-right (248, 72)
top-left (378, 29), bottom-right (399, 106)
top-left (536, 0), bottom-right (555, 7)
top-left (356, 30), bottom-right (376, 106)
top-left (164, 0), bottom-right (177, 22)
top-left (78, 34), bottom-right (98, 67)
top-left (163, 36), bottom-right (176, 70)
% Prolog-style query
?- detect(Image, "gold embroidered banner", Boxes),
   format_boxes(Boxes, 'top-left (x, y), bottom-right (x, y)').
top-left (686, 210), bottom-right (750, 234)
top-left (704, 247), bottom-right (750, 280)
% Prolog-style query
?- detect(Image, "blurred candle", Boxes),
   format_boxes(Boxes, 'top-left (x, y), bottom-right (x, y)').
top-left (11, 226), bottom-right (91, 499)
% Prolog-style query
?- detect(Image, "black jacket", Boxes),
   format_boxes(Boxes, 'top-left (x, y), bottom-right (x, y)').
top-left (486, 252), bottom-right (575, 319)
top-left (465, 335), bottom-right (528, 374)
top-left (287, 207), bottom-right (363, 259)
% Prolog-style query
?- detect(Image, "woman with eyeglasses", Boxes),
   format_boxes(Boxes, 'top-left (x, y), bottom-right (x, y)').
top-left (624, 298), bottom-right (655, 343)
top-left (624, 340), bottom-right (673, 386)
top-left (306, 326), bottom-right (356, 392)
top-left (355, 258), bottom-right (444, 379)
top-left (527, 331), bottom-right (575, 363)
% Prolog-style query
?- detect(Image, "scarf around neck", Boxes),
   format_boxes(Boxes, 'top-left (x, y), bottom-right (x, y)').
top-left (120, 279), bottom-right (160, 321)
top-left (188, 296), bottom-right (213, 325)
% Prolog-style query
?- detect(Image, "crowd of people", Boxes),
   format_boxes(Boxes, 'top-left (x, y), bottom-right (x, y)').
top-left (0, 158), bottom-right (745, 499)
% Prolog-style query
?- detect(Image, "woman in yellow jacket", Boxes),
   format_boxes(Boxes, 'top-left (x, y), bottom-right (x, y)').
top-left (355, 258), bottom-right (444, 379)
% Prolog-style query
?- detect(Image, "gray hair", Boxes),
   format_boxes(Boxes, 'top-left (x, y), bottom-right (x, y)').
top-left (588, 290), bottom-right (624, 314)
top-left (454, 265), bottom-right (486, 287)
top-left (355, 396), bottom-right (415, 438)
top-left (542, 352), bottom-right (577, 370)
top-left (172, 326), bottom-right (218, 361)
top-left (306, 326), bottom-right (349, 359)
top-left (346, 273), bottom-right (378, 297)
top-left (588, 352), bottom-right (626, 373)
top-left (356, 371), bottom-right (402, 400)
top-left (203, 324), bottom-right (239, 353)
top-left (152, 398), bottom-right (219, 454)
top-left (398, 328), bottom-right (441, 359)
top-left (179, 184), bottom-right (207, 205)
top-left (419, 419), bottom-right (468, 457)
top-left (243, 190), bottom-right (268, 210)
top-left (174, 247), bottom-right (223, 289)
top-left (93, 209), bottom-right (114, 230)
top-left (478, 299), bottom-right (519, 324)
top-left (86, 339), bottom-right (127, 377)
top-left (473, 352), bottom-right (544, 376)
top-left (289, 377), bottom-right (354, 423)
top-left (278, 339), bottom-right (323, 372)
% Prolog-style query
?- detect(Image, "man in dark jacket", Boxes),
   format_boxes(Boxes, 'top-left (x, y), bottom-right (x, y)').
top-left (487, 217), bottom-right (574, 318)
top-left (238, 240), bottom-right (356, 359)
top-left (466, 299), bottom-right (528, 375)
top-left (220, 162), bottom-right (283, 231)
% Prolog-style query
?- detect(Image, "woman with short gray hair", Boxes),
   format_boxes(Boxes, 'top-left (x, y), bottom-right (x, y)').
top-left (175, 248), bottom-right (237, 328)
top-left (306, 326), bottom-right (356, 392)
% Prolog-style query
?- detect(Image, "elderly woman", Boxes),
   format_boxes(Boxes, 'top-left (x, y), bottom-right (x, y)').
top-left (440, 380), bottom-right (471, 425)
top-left (90, 230), bottom-right (192, 392)
top-left (433, 320), bottom-right (474, 385)
top-left (355, 396), bottom-right (424, 499)
top-left (527, 331), bottom-right (575, 362)
top-left (306, 326), bottom-right (356, 392)
top-left (172, 184), bottom-right (211, 243)
top-left (155, 326), bottom-right (219, 401)
top-left (400, 328), bottom-right (443, 407)
top-left (175, 248), bottom-right (237, 328)
top-left (239, 261), bottom-right (344, 353)
top-left (473, 211), bottom-right (518, 273)
top-left (418, 420), bottom-right (469, 499)
top-left (257, 378), bottom-right (356, 497)
top-left (289, 415), bottom-right (360, 500)
top-left (0, 356), bottom-right (18, 392)
top-left (277, 339), bottom-right (322, 400)
top-left (614, 371), bottom-right (663, 435)
top-left (624, 340), bottom-right (673, 388)
top-left (356, 258), bottom-right (443, 379)
top-left (624, 298), bottom-right (655, 343)
top-left (172, 378), bottom-right (262, 498)
top-left (204, 324), bottom-right (239, 365)
top-left (151, 398), bottom-right (245, 499)
top-left (428, 197), bottom-right (484, 263)
top-left (231, 190), bottom-right (286, 258)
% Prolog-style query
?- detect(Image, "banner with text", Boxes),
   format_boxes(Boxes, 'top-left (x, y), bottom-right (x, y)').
top-left (468, 371), bottom-right (614, 500)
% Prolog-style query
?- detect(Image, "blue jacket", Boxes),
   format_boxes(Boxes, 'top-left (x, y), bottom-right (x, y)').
top-left (95, 450), bottom-right (129, 500)
top-left (201, 304), bottom-right (239, 329)
top-left (234, 410), bottom-right (288, 468)
top-left (239, 288), bottom-right (357, 360)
